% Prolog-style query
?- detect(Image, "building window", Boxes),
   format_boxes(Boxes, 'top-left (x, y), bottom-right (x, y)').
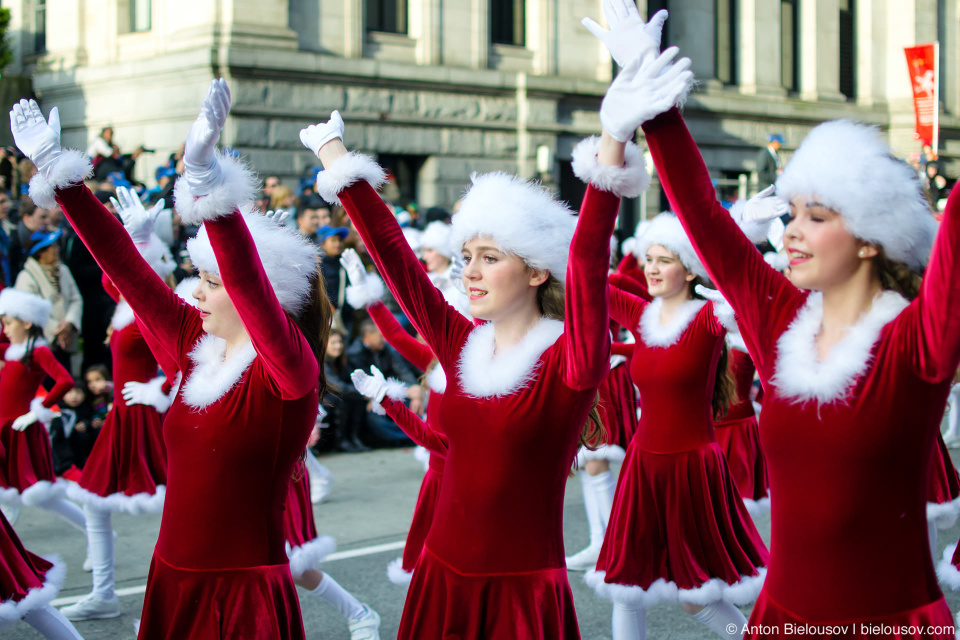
top-left (130, 0), bottom-right (151, 32)
top-left (647, 0), bottom-right (669, 48)
top-left (715, 0), bottom-right (737, 85)
top-left (491, 0), bottom-right (524, 46)
top-left (34, 0), bottom-right (46, 52)
top-left (838, 0), bottom-right (856, 99)
top-left (366, 0), bottom-right (408, 34)
top-left (780, 0), bottom-right (798, 91)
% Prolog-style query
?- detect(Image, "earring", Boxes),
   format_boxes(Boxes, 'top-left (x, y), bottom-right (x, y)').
top-left (858, 249), bottom-right (867, 258)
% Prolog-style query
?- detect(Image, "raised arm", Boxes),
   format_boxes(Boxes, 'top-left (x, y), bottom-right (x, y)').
top-left (34, 346), bottom-right (73, 407)
top-left (303, 116), bottom-right (471, 367)
top-left (175, 80), bottom-right (318, 399)
top-left (903, 186), bottom-right (960, 382)
top-left (351, 367), bottom-right (448, 454)
top-left (608, 282), bottom-right (647, 333)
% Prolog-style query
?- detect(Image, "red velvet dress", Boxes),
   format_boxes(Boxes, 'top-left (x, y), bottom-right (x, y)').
top-left (338, 170), bottom-right (617, 639)
top-left (0, 506), bottom-right (65, 629)
top-left (0, 343), bottom-right (73, 506)
top-left (579, 350), bottom-right (638, 465)
top-left (926, 432), bottom-right (960, 529)
top-left (588, 291), bottom-right (769, 606)
top-left (284, 461), bottom-right (335, 579)
top-left (367, 301), bottom-right (445, 584)
top-left (645, 107), bottom-right (956, 637)
top-left (713, 346), bottom-right (770, 515)
top-left (56, 184), bottom-right (318, 640)
top-left (66, 300), bottom-right (167, 514)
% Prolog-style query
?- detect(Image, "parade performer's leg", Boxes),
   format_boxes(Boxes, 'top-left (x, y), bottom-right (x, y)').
top-left (685, 601), bottom-right (747, 639)
top-left (60, 505), bottom-right (119, 620)
top-left (612, 601), bottom-right (647, 640)
top-left (22, 605), bottom-right (84, 640)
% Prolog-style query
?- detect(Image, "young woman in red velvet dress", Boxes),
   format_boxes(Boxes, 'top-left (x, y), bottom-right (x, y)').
top-left (12, 80), bottom-right (330, 639)
top-left (591, 9), bottom-right (957, 634)
top-left (301, 43), bottom-right (688, 638)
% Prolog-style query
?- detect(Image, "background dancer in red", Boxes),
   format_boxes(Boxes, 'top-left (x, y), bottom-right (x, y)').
top-left (0, 289), bottom-right (87, 544)
top-left (12, 79), bottom-right (329, 639)
top-left (627, 32), bottom-right (958, 640)
top-left (299, 42), bottom-right (674, 636)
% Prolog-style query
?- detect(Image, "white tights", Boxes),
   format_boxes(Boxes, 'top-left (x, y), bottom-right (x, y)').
top-left (83, 505), bottom-right (115, 600)
top-left (612, 601), bottom-right (747, 640)
top-left (22, 605), bottom-right (84, 640)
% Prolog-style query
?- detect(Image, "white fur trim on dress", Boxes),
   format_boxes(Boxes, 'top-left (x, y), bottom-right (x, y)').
top-left (639, 297), bottom-right (707, 348)
top-left (173, 152), bottom-right (259, 225)
top-left (384, 378), bottom-right (409, 402)
top-left (187, 210), bottom-right (319, 315)
top-left (451, 173), bottom-right (578, 285)
top-left (181, 335), bottom-right (257, 410)
top-left (571, 136), bottom-right (650, 198)
top-left (928, 496), bottom-right (960, 530)
top-left (457, 318), bottom-right (564, 398)
top-left (66, 483), bottom-right (166, 515)
top-left (286, 535), bottom-right (337, 578)
top-left (0, 289), bottom-right (52, 328)
top-left (18, 479), bottom-right (68, 507)
top-left (3, 338), bottom-right (48, 362)
top-left (776, 120), bottom-right (936, 270)
top-left (770, 291), bottom-right (909, 405)
top-left (419, 222), bottom-right (456, 259)
top-left (576, 444), bottom-right (626, 467)
top-left (28, 397), bottom-right (55, 426)
top-left (111, 301), bottom-right (135, 330)
top-left (0, 554), bottom-right (66, 628)
top-left (937, 544), bottom-right (960, 590)
top-left (27, 150), bottom-right (93, 210)
top-left (633, 212), bottom-right (709, 281)
top-left (137, 234), bottom-right (176, 279)
top-left (743, 497), bottom-right (771, 518)
top-left (387, 557), bottom-right (413, 586)
top-left (314, 151), bottom-right (388, 206)
top-left (426, 364), bottom-right (446, 394)
top-left (345, 274), bottom-right (386, 309)
top-left (585, 567), bottom-right (766, 607)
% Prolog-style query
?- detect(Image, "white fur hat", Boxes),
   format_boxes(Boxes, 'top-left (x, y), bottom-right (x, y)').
top-left (174, 277), bottom-right (200, 308)
top-left (419, 221), bottom-right (455, 259)
top-left (450, 172), bottom-right (577, 284)
top-left (138, 235), bottom-right (176, 279)
top-left (634, 212), bottom-right (708, 280)
top-left (0, 288), bottom-right (52, 327)
top-left (776, 120), bottom-right (937, 270)
top-left (187, 211), bottom-right (318, 314)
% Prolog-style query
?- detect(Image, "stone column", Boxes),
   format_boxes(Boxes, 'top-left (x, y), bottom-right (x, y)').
top-left (799, 0), bottom-right (846, 102)
top-left (738, 0), bottom-right (786, 95)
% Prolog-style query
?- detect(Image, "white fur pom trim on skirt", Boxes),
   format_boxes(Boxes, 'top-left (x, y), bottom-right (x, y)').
top-left (937, 544), bottom-right (960, 591)
top-left (0, 555), bottom-right (66, 626)
top-left (585, 567), bottom-right (766, 607)
top-left (287, 535), bottom-right (337, 578)
top-left (387, 557), bottom-right (413, 586)
top-left (19, 479), bottom-right (68, 507)
top-left (928, 497), bottom-right (960, 530)
top-left (66, 483), bottom-right (165, 515)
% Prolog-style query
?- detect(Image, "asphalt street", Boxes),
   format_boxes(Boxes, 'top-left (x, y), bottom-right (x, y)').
top-left (7, 445), bottom-right (960, 639)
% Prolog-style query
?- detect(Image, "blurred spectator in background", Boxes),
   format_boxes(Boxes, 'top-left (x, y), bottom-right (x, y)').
top-left (87, 126), bottom-right (149, 183)
top-left (756, 133), bottom-right (783, 190)
top-left (269, 183), bottom-right (295, 212)
top-left (317, 225), bottom-right (358, 335)
top-left (322, 329), bottom-right (370, 453)
top-left (8, 197), bottom-right (49, 280)
top-left (263, 175), bottom-right (280, 201)
top-left (0, 146), bottom-right (14, 192)
top-left (924, 160), bottom-right (948, 210)
top-left (0, 192), bottom-right (11, 286)
top-left (15, 228), bottom-right (83, 372)
top-left (296, 195), bottom-right (332, 245)
top-left (17, 158), bottom-right (36, 198)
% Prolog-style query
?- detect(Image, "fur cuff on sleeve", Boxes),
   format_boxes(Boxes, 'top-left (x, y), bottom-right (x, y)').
top-left (384, 378), bottom-right (409, 402)
top-left (571, 137), bottom-right (650, 198)
top-left (28, 150), bottom-right (93, 209)
top-left (345, 275), bottom-right (385, 309)
top-left (315, 152), bottom-right (387, 206)
top-left (174, 151), bottom-right (259, 225)
top-left (710, 299), bottom-right (738, 334)
top-left (729, 200), bottom-right (773, 244)
top-left (30, 397), bottom-right (57, 426)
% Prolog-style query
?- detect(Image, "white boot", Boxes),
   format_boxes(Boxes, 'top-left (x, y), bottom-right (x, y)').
top-left (566, 472), bottom-right (603, 571)
top-left (61, 506), bottom-right (119, 621)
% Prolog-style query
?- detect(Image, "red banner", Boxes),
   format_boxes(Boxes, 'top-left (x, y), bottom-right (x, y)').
top-left (904, 43), bottom-right (939, 150)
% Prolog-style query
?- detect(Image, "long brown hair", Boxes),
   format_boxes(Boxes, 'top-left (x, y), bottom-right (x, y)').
top-left (536, 274), bottom-right (607, 450)
top-left (873, 247), bottom-right (924, 301)
top-left (19, 324), bottom-right (46, 369)
top-left (690, 277), bottom-right (737, 420)
top-left (292, 271), bottom-right (334, 398)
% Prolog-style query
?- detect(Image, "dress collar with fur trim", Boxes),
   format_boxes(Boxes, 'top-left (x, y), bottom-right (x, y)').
top-left (111, 301), bottom-right (135, 331)
top-left (4, 338), bottom-right (49, 362)
top-left (457, 318), bottom-right (564, 398)
top-left (770, 290), bottom-right (909, 405)
top-left (181, 334), bottom-right (258, 410)
top-left (639, 297), bottom-right (707, 348)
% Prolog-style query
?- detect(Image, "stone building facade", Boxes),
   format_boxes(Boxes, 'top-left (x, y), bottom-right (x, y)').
top-left (3, 0), bottom-right (958, 226)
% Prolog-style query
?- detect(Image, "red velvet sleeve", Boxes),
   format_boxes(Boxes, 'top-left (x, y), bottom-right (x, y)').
top-left (138, 319), bottom-right (180, 388)
top-left (34, 347), bottom-right (73, 408)
top-left (612, 342), bottom-right (634, 358)
top-left (559, 185), bottom-right (619, 391)
top-left (900, 187), bottom-right (960, 382)
top-left (609, 271), bottom-right (651, 302)
top-left (367, 301), bottom-right (435, 372)
top-left (202, 213), bottom-right (318, 400)
top-left (338, 181), bottom-right (473, 368)
top-left (381, 396), bottom-right (448, 454)
top-left (608, 283), bottom-right (646, 334)
top-left (55, 184), bottom-right (199, 364)
top-left (642, 108), bottom-right (806, 378)
top-left (617, 253), bottom-right (648, 290)
top-left (101, 273), bottom-right (120, 304)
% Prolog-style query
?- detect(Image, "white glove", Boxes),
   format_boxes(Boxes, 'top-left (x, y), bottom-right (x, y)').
top-left (695, 284), bottom-right (737, 333)
top-left (340, 248), bottom-right (368, 287)
top-left (264, 209), bottom-right (290, 226)
top-left (112, 187), bottom-right (164, 244)
top-left (767, 216), bottom-right (786, 252)
top-left (600, 47), bottom-right (693, 143)
top-left (9, 99), bottom-right (63, 176)
top-left (351, 366), bottom-right (388, 405)
top-left (183, 78), bottom-right (231, 196)
top-left (581, 2), bottom-right (667, 68)
top-left (449, 255), bottom-right (466, 294)
top-left (300, 111), bottom-right (345, 157)
top-left (122, 377), bottom-right (172, 413)
top-left (739, 186), bottom-right (790, 225)
top-left (764, 251), bottom-right (789, 271)
top-left (11, 411), bottom-right (38, 432)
